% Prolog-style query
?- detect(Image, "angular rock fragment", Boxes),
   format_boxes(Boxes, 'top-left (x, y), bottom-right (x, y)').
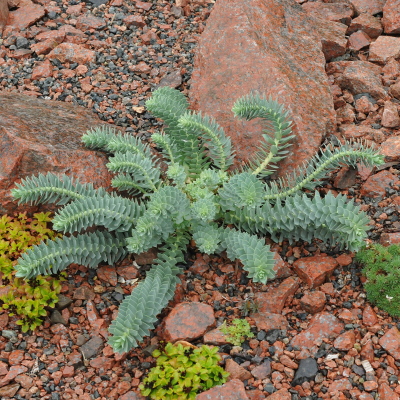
top-left (190, 0), bottom-right (336, 177)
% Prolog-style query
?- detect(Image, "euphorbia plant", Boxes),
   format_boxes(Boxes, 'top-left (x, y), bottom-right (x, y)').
top-left (10, 87), bottom-right (384, 352)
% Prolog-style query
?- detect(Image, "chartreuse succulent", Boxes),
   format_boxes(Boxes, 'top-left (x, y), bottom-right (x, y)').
top-left (0, 212), bottom-right (65, 332)
top-left (140, 342), bottom-right (229, 399)
top-left (10, 87), bottom-right (384, 352)
top-left (355, 244), bottom-right (400, 317)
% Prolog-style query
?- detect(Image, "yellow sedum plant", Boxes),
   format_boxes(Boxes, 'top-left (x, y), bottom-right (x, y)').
top-left (0, 212), bottom-right (65, 332)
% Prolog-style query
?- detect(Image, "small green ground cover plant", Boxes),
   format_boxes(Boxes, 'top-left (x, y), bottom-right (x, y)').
top-left (140, 342), bottom-right (229, 399)
top-left (355, 243), bottom-right (400, 317)
top-left (220, 318), bottom-right (254, 346)
top-left (0, 212), bottom-right (65, 332)
top-left (10, 87), bottom-right (384, 352)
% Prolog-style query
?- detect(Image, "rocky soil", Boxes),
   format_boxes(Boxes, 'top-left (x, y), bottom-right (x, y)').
top-left (2, 0), bottom-right (400, 399)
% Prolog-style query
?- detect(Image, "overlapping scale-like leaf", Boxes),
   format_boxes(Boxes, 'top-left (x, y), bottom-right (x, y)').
top-left (192, 224), bottom-right (221, 254)
top-left (107, 151), bottom-right (161, 193)
top-left (15, 231), bottom-right (127, 279)
top-left (219, 173), bottom-right (265, 210)
top-left (11, 173), bottom-right (102, 206)
top-left (52, 194), bottom-right (144, 233)
top-left (178, 111), bottom-right (234, 171)
top-left (108, 234), bottom-right (188, 354)
top-left (222, 229), bottom-right (275, 284)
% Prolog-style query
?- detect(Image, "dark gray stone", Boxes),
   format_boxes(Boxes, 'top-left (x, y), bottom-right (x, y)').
top-left (292, 358), bottom-right (319, 387)
top-left (56, 294), bottom-right (73, 310)
top-left (80, 336), bottom-right (104, 359)
top-left (50, 310), bottom-right (67, 326)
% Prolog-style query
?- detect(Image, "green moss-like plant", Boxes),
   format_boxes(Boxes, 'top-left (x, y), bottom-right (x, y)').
top-left (0, 212), bottom-right (65, 332)
top-left (140, 342), bottom-right (229, 399)
top-left (9, 87), bottom-right (384, 353)
top-left (355, 243), bottom-right (400, 316)
top-left (220, 318), bottom-right (254, 346)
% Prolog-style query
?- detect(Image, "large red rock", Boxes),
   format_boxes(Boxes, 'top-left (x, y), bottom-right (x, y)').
top-left (350, 0), bottom-right (386, 15)
top-left (293, 256), bottom-right (338, 288)
top-left (0, 0), bottom-right (8, 34)
top-left (360, 170), bottom-right (396, 198)
top-left (2, 1), bottom-right (44, 37)
top-left (0, 93), bottom-right (116, 215)
top-left (290, 312), bottom-right (344, 359)
top-left (254, 277), bottom-right (300, 314)
top-left (335, 61), bottom-right (387, 100)
top-left (47, 43), bottom-right (96, 65)
top-left (190, 0), bottom-right (336, 177)
top-left (162, 302), bottom-right (215, 342)
top-left (302, 2), bottom-right (354, 26)
top-left (347, 13), bottom-right (383, 38)
top-left (369, 36), bottom-right (400, 65)
top-left (383, 0), bottom-right (400, 34)
top-left (379, 327), bottom-right (400, 360)
top-left (195, 379), bottom-right (249, 399)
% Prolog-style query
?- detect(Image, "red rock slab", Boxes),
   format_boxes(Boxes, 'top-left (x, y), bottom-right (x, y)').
top-left (116, 265), bottom-right (139, 280)
top-left (47, 43), bottom-right (95, 64)
top-left (360, 170), bottom-right (396, 198)
top-left (0, 92), bottom-right (116, 215)
top-left (268, 389), bottom-right (291, 400)
top-left (378, 382), bottom-right (400, 400)
top-left (333, 166), bottom-right (356, 189)
top-left (383, 0), bottom-right (400, 34)
top-left (247, 390), bottom-right (266, 400)
top-left (225, 359), bottom-right (252, 381)
top-left (203, 328), bottom-right (229, 345)
top-left (252, 312), bottom-right (288, 331)
top-left (348, 31), bottom-right (371, 51)
top-left (0, 313), bottom-right (8, 330)
top-left (76, 15), bottom-right (106, 31)
top-left (195, 379), bottom-right (249, 400)
top-left (251, 361), bottom-right (271, 380)
top-left (327, 60), bottom-right (382, 75)
top-left (123, 15), bottom-right (146, 28)
top-left (362, 305), bottom-right (379, 326)
top-left (380, 232), bottom-right (400, 246)
top-left (162, 302), bottom-right (215, 342)
top-left (0, 383), bottom-right (20, 398)
top-left (347, 13), bottom-right (383, 38)
top-left (2, 2), bottom-right (44, 37)
top-left (302, 2), bottom-right (354, 25)
top-left (254, 277), bottom-right (300, 314)
top-left (292, 256), bottom-right (338, 289)
top-left (14, 374), bottom-right (33, 390)
top-left (97, 265), bottom-right (117, 286)
top-left (382, 135), bottom-right (400, 162)
top-left (119, 392), bottom-right (146, 400)
top-left (335, 61), bottom-right (388, 100)
top-left (338, 124), bottom-right (377, 140)
top-left (31, 59), bottom-right (53, 80)
top-left (272, 251), bottom-right (292, 280)
top-left (0, 0), bottom-right (9, 34)
top-left (351, 0), bottom-right (386, 15)
top-left (8, 350), bottom-right (24, 366)
top-left (58, 24), bottom-right (87, 38)
top-left (190, 0), bottom-right (336, 178)
top-left (31, 38), bottom-right (58, 55)
top-left (300, 291), bottom-right (326, 314)
top-left (313, 18), bottom-right (348, 61)
top-left (35, 30), bottom-right (66, 43)
top-left (379, 327), bottom-right (400, 360)
top-left (333, 330), bottom-right (356, 351)
top-left (369, 36), bottom-right (400, 65)
top-left (390, 82), bottom-right (400, 100)
top-left (382, 101), bottom-right (400, 128)
top-left (360, 340), bottom-right (375, 362)
top-left (290, 312), bottom-right (344, 358)
top-left (328, 378), bottom-right (352, 394)
top-left (0, 365), bottom-right (27, 387)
